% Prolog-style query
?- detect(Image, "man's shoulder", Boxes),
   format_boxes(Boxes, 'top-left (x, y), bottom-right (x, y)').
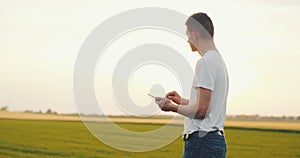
top-left (205, 50), bottom-right (221, 59)
top-left (206, 51), bottom-right (225, 65)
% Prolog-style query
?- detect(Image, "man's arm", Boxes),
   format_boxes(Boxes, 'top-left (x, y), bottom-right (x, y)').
top-left (165, 91), bottom-right (189, 105)
top-left (180, 98), bottom-right (189, 105)
top-left (177, 87), bottom-right (211, 119)
top-left (156, 87), bottom-right (212, 119)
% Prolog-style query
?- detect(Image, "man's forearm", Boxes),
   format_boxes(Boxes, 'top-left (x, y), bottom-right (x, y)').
top-left (171, 103), bottom-right (207, 119)
top-left (181, 98), bottom-right (189, 105)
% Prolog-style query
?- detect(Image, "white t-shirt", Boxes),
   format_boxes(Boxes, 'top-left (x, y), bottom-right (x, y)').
top-left (183, 50), bottom-right (229, 134)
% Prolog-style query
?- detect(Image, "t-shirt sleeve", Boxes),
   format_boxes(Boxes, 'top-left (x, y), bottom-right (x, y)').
top-left (192, 58), bottom-right (215, 91)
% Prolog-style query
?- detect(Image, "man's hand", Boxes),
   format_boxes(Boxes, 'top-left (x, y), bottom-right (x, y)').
top-left (165, 91), bottom-right (189, 105)
top-left (155, 97), bottom-right (177, 112)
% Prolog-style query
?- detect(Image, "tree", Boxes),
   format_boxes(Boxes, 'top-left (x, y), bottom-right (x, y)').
top-left (46, 108), bottom-right (57, 114)
top-left (0, 106), bottom-right (8, 111)
top-left (46, 108), bottom-right (52, 114)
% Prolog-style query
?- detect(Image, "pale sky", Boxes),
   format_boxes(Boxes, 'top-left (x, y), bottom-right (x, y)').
top-left (0, 0), bottom-right (299, 116)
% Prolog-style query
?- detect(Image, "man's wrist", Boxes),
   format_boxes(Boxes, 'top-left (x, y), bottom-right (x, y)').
top-left (171, 104), bottom-right (179, 112)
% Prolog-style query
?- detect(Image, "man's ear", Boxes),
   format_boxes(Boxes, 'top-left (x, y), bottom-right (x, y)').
top-left (191, 31), bottom-right (200, 41)
top-left (195, 32), bottom-right (200, 41)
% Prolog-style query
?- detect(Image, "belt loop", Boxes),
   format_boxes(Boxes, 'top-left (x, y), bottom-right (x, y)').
top-left (183, 133), bottom-right (189, 140)
top-left (220, 130), bottom-right (224, 136)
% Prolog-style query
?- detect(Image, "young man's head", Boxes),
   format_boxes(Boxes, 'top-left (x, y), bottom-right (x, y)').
top-left (185, 13), bottom-right (214, 52)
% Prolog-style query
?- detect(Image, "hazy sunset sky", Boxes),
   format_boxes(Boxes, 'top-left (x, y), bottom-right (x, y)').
top-left (0, 0), bottom-right (299, 116)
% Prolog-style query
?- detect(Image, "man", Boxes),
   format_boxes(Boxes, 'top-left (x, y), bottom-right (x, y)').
top-left (155, 13), bottom-right (229, 158)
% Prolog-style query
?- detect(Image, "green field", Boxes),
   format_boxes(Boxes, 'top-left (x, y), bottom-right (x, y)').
top-left (0, 119), bottom-right (300, 158)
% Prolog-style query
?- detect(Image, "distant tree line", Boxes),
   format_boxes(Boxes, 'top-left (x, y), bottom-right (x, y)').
top-left (227, 114), bottom-right (300, 122)
top-left (23, 108), bottom-right (57, 114)
top-left (0, 106), bottom-right (59, 114)
top-left (1, 106), bottom-right (58, 114)
top-left (27, 109), bottom-right (57, 114)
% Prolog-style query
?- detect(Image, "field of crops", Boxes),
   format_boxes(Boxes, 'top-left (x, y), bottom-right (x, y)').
top-left (0, 119), bottom-right (299, 158)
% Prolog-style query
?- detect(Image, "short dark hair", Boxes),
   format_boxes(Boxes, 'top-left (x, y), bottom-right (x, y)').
top-left (185, 13), bottom-right (214, 38)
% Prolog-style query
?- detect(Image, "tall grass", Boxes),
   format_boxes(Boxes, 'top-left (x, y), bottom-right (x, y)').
top-left (0, 119), bottom-right (299, 158)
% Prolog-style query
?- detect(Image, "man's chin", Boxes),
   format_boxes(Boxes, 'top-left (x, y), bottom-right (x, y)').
top-left (191, 48), bottom-right (198, 52)
top-left (188, 43), bottom-right (198, 52)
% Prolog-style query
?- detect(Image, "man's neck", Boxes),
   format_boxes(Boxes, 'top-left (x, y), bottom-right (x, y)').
top-left (196, 40), bottom-right (217, 56)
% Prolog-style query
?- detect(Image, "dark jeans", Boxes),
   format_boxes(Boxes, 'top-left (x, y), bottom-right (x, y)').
top-left (182, 131), bottom-right (227, 158)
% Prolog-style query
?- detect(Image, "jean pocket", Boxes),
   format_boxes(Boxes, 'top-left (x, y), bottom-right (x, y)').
top-left (184, 138), bottom-right (200, 149)
top-left (204, 138), bottom-right (226, 157)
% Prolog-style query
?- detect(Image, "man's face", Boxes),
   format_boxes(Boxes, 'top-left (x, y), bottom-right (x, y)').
top-left (188, 41), bottom-right (197, 52)
top-left (186, 29), bottom-right (198, 52)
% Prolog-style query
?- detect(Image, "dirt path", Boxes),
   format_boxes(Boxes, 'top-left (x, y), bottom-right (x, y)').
top-left (1, 111), bottom-right (299, 131)
top-left (0, 111), bottom-right (183, 124)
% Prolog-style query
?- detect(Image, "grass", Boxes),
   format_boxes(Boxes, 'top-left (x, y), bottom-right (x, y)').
top-left (0, 119), bottom-right (299, 158)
